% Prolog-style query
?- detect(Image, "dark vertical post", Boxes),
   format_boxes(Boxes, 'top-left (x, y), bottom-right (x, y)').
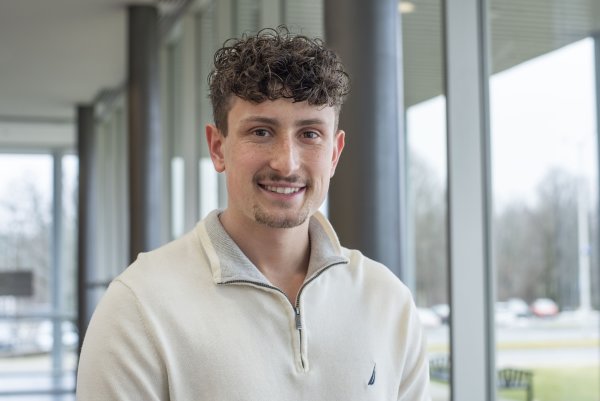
top-left (77, 105), bottom-right (95, 354)
top-left (324, 0), bottom-right (405, 277)
top-left (128, 5), bottom-right (163, 261)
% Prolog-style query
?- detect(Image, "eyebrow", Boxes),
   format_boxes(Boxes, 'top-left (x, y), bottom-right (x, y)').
top-left (240, 116), bottom-right (327, 127)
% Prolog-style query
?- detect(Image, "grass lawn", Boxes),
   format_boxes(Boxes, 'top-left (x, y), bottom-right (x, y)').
top-left (500, 366), bottom-right (599, 401)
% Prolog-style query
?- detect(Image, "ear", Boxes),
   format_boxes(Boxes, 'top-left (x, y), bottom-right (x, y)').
top-left (330, 130), bottom-right (345, 177)
top-left (205, 124), bottom-right (226, 173)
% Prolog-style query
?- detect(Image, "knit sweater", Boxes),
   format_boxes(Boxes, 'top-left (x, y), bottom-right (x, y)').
top-left (76, 210), bottom-right (431, 400)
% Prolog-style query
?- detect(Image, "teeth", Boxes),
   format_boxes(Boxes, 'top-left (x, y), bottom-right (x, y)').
top-left (264, 185), bottom-right (302, 194)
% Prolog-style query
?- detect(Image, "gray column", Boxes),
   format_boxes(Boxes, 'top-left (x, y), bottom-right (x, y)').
top-left (76, 105), bottom-right (95, 353)
top-left (444, 0), bottom-right (495, 399)
top-left (128, 5), bottom-right (163, 261)
top-left (324, 0), bottom-right (405, 277)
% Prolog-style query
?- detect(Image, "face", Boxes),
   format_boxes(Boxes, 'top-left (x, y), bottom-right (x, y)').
top-left (206, 97), bottom-right (345, 229)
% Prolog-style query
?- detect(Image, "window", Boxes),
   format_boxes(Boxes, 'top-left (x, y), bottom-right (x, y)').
top-left (401, 0), bottom-right (450, 399)
top-left (0, 152), bottom-right (77, 399)
top-left (489, 2), bottom-right (600, 399)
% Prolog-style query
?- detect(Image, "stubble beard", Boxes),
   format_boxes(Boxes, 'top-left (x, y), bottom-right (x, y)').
top-left (253, 200), bottom-right (312, 229)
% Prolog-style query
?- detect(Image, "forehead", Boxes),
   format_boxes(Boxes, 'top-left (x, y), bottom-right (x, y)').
top-left (227, 97), bottom-right (337, 128)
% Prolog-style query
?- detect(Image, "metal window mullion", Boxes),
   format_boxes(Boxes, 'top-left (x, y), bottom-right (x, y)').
top-left (181, 14), bottom-right (200, 230)
top-left (51, 148), bottom-right (64, 387)
top-left (95, 123), bottom-right (108, 279)
top-left (108, 116), bottom-right (121, 277)
top-left (444, 0), bottom-right (495, 400)
top-left (594, 35), bottom-right (600, 317)
top-left (113, 104), bottom-right (129, 271)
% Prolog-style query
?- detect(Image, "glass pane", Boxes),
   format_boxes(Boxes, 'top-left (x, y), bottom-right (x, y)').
top-left (0, 153), bottom-right (77, 399)
top-left (197, 3), bottom-right (221, 219)
top-left (168, 39), bottom-right (185, 239)
top-left (489, 2), bottom-right (600, 399)
top-left (62, 154), bottom-right (78, 328)
top-left (235, 0), bottom-right (260, 35)
top-left (401, 0), bottom-right (450, 399)
top-left (283, 0), bottom-right (323, 38)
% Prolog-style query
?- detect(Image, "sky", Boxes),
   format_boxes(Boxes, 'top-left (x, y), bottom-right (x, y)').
top-left (408, 38), bottom-right (598, 210)
top-left (0, 154), bottom-right (77, 232)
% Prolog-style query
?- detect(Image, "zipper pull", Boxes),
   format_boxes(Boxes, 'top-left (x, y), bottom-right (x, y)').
top-left (295, 307), bottom-right (302, 330)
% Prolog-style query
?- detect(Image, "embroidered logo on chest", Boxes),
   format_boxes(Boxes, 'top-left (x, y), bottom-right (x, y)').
top-left (368, 363), bottom-right (376, 385)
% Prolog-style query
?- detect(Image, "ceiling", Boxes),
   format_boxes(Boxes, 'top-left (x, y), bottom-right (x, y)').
top-left (0, 0), bottom-right (139, 121)
top-left (402, 0), bottom-right (600, 107)
top-left (0, 0), bottom-right (598, 122)
top-left (0, 0), bottom-right (193, 123)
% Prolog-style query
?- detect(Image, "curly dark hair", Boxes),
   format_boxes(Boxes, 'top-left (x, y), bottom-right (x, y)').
top-left (208, 26), bottom-right (350, 134)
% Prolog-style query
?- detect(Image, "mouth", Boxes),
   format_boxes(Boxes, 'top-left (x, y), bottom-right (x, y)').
top-left (255, 173), bottom-right (309, 199)
top-left (261, 185), bottom-right (304, 195)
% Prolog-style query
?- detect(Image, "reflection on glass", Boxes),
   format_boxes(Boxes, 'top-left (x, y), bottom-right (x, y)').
top-left (490, 31), bottom-right (600, 401)
top-left (406, 96), bottom-right (449, 401)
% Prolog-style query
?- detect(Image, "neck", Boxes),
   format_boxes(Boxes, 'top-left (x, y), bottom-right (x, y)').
top-left (219, 210), bottom-right (311, 301)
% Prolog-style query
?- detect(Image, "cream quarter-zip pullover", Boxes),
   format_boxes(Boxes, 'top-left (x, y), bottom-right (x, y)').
top-left (76, 210), bottom-right (431, 400)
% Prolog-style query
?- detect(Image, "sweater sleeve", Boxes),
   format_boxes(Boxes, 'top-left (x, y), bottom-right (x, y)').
top-left (76, 280), bottom-right (169, 401)
top-left (397, 299), bottom-right (432, 401)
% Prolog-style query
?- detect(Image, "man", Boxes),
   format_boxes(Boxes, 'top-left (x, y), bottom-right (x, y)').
top-left (77, 27), bottom-right (431, 400)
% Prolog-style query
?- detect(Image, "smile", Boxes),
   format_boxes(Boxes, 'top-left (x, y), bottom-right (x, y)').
top-left (263, 185), bottom-right (303, 194)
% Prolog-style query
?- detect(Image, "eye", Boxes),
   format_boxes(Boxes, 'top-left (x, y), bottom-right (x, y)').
top-left (253, 129), bottom-right (271, 137)
top-left (302, 131), bottom-right (319, 139)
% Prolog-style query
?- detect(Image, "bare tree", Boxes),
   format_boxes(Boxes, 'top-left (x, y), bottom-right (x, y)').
top-left (410, 151), bottom-right (448, 306)
top-left (494, 168), bottom-right (582, 309)
top-left (0, 176), bottom-right (52, 307)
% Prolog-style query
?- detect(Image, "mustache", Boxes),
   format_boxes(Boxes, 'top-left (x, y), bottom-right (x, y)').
top-left (254, 172), bottom-right (310, 186)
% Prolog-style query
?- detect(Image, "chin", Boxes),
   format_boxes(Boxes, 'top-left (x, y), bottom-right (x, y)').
top-left (253, 207), bottom-right (311, 229)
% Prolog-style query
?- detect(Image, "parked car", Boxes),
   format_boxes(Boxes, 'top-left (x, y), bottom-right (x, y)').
top-left (495, 302), bottom-right (517, 326)
top-left (506, 298), bottom-right (530, 317)
top-left (530, 298), bottom-right (559, 317)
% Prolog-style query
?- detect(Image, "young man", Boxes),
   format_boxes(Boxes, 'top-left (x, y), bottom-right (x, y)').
top-left (77, 27), bottom-right (431, 400)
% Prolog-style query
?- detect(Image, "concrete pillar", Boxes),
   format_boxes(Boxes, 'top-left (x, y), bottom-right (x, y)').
top-left (76, 105), bottom-right (95, 353)
top-left (128, 5), bottom-right (163, 261)
top-left (324, 0), bottom-right (405, 277)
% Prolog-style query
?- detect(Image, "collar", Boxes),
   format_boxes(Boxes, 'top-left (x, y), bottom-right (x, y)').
top-left (196, 210), bottom-right (349, 286)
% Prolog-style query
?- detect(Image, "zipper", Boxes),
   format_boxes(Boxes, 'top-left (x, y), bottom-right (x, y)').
top-left (294, 306), bottom-right (304, 369)
top-left (221, 260), bottom-right (348, 370)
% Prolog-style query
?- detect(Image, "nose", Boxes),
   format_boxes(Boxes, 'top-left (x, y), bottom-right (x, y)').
top-left (269, 137), bottom-right (300, 176)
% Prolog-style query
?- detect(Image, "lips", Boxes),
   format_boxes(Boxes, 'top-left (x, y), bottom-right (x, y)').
top-left (261, 184), bottom-right (304, 194)
top-left (255, 172), bottom-right (308, 197)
